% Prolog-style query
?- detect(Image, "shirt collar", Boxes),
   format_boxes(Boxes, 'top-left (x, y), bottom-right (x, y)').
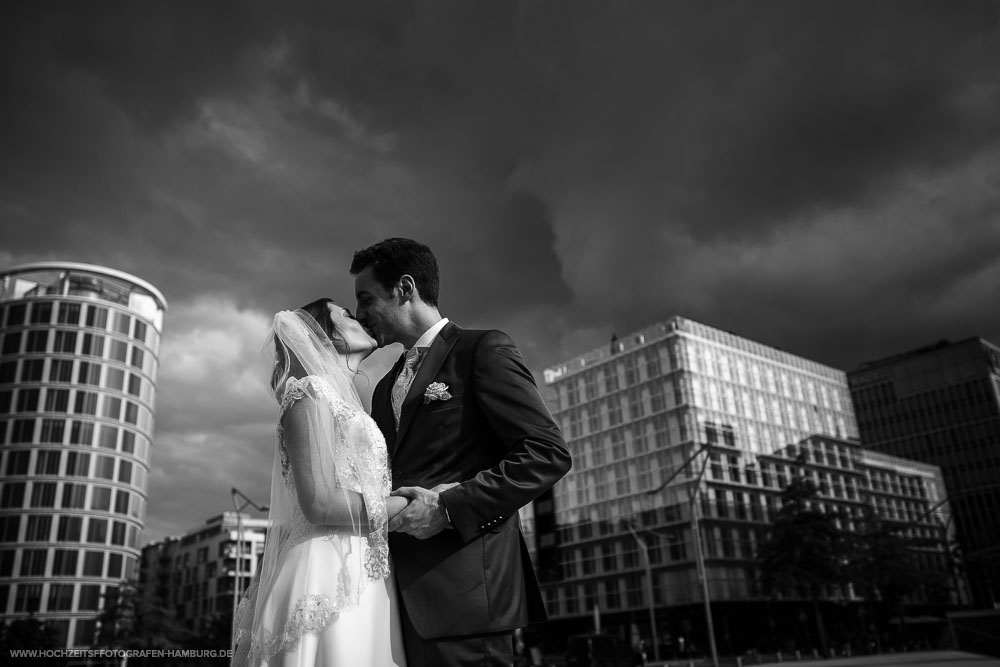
top-left (410, 317), bottom-right (449, 351)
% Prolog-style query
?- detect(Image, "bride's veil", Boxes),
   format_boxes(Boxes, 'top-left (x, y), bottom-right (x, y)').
top-left (232, 309), bottom-right (389, 666)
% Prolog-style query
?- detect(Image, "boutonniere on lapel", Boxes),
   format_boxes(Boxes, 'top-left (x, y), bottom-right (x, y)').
top-left (423, 382), bottom-right (452, 404)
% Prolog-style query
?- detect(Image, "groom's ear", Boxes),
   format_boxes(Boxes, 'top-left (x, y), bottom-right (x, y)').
top-left (398, 274), bottom-right (417, 301)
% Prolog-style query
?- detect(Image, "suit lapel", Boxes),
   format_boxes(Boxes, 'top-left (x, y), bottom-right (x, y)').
top-left (395, 322), bottom-right (460, 448)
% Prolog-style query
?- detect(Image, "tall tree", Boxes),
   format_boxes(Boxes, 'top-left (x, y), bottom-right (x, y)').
top-left (847, 506), bottom-right (930, 645)
top-left (97, 582), bottom-right (198, 655)
top-left (0, 615), bottom-right (61, 651)
top-left (757, 475), bottom-right (845, 654)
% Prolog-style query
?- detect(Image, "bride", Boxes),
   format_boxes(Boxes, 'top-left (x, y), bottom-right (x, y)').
top-left (232, 298), bottom-right (408, 666)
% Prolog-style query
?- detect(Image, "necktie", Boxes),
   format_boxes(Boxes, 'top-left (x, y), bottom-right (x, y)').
top-left (391, 347), bottom-right (422, 428)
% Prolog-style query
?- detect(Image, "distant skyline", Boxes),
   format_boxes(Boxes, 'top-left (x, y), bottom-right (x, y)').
top-left (2, 1), bottom-right (999, 542)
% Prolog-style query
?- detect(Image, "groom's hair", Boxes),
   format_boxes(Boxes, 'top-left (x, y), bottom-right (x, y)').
top-left (350, 238), bottom-right (440, 306)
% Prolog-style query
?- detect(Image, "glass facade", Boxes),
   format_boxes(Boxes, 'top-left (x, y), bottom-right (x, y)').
top-left (0, 262), bottom-right (166, 647)
top-left (539, 317), bottom-right (958, 654)
top-left (848, 337), bottom-right (1000, 608)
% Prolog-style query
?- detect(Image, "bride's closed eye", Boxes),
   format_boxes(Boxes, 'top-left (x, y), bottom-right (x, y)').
top-left (342, 308), bottom-right (355, 320)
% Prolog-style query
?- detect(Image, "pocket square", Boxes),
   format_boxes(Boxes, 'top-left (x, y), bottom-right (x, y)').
top-left (423, 382), bottom-right (452, 404)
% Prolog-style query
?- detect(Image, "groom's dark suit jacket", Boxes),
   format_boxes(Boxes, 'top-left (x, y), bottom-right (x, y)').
top-left (372, 321), bottom-right (571, 639)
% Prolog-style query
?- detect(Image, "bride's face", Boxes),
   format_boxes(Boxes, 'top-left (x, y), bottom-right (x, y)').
top-left (326, 302), bottom-right (377, 356)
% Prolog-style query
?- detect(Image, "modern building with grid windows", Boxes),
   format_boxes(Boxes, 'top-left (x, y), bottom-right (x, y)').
top-left (538, 316), bottom-right (960, 657)
top-left (848, 337), bottom-right (1000, 609)
top-left (139, 512), bottom-right (269, 636)
top-left (0, 262), bottom-right (166, 647)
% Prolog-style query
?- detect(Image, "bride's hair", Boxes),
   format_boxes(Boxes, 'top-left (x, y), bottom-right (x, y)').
top-left (269, 298), bottom-right (365, 400)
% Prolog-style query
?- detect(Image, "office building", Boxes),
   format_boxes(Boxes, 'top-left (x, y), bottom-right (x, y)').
top-left (540, 317), bottom-right (959, 654)
top-left (849, 338), bottom-right (1000, 608)
top-left (139, 512), bottom-right (269, 634)
top-left (0, 262), bottom-right (167, 647)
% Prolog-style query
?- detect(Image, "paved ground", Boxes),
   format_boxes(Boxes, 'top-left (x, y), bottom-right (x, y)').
top-left (646, 650), bottom-right (1000, 667)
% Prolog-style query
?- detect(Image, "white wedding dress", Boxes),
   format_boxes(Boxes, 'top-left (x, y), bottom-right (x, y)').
top-left (232, 312), bottom-right (407, 667)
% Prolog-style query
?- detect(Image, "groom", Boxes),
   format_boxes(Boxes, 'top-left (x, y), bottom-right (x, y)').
top-left (351, 238), bottom-right (571, 667)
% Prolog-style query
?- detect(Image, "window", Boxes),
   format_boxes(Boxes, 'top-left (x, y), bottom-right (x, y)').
top-left (113, 311), bottom-right (131, 335)
top-left (97, 424), bottom-right (118, 449)
top-left (52, 550), bottom-right (78, 576)
top-left (56, 516), bottom-right (82, 542)
top-left (78, 585), bottom-right (102, 611)
top-left (83, 551), bottom-right (104, 576)
top-left (1, 482), bottom-right (25, 508)
top-left (44, 389), bottom-right (69, 412)
top-left (0, 390), bottom-right (11, 414)
top-left (6, 303), bottom-right (26, 325)
top-left (54, 331), bottom-right (77, 353)
top-left (102, 397), bottom-right (121, 420)
top-left (40, 417), bottom-right (66, 447)
top-left (124, 402), bottom-right (139, 424)
top-left (120, 430), bottom-right (135, 454)
top-left (30, 482), bottom-right (57, 508)
top-left (85, 305), bottom-right (108, 329)
top-left (62, 483), bottom-right (87, 509)
top-left (49, 359), bottom-right (74, 382)
top-left (1, 332), bottom-right (21, 354)
top-left (0, 516), bottom-right (19, 542)
top-left (20, 359), bottom-right (44, 382)
top-left (111, 521), bottom-right (126, 545)
top-left (48, 584), bottom-right (74, 611)
top-left (91, 486), bottom-right (112, 511)
top-left (81, 333), bottom-right (105, 357)
top-left (107, 553), bottom-right (123, 579)
top-left (95, 456), bottom-right (115, 480)
top-left (77, 362), bottom-right (101, 385)
top-left (0, 550), bottom-right (13, 576)
top-left (130, 347), bottom-right (145, 369)
top-left (14, 583), bottom-right (42, 612)
top-left (11, 418), bottom-right (34, 443)
top-left (20, 549), bottom-right (48, 576)
top-left (74, 391), bottom-right (98, 415)
top-left (24, 516), bottom-right (52, 542)
top-left (58, 302), bottom-right (81, 324)
top-left (35, 449), bottom-right (61, 473)
top-left (127, 374), bottom-right (142, 396)
top-left (25, 330), bottom-right (48, 352)
top-left (87, 518), bottom-right (108, 544)
top-left (66, 452), bottom-right (91, 477)
top-left (74, 618), bottom-right (97, 645)
top-left (118, 460), bottom-right (132, 484)
top-left (17, 388), bottom-right (40, 412)
top-left (133, 320), bottom-right (147, 342)
top-left (109, 339), bottom-right (128, 363)
top-left (114, 490), bottom-right (129, 515)
top-left (0, 361), bottom-right (15, 383)
top-left (30, 302), bottom-right (52, 324)
top-left (69, 420), bottom-right (94, 445)
top-left (5, 450), bottom-right (31, 475)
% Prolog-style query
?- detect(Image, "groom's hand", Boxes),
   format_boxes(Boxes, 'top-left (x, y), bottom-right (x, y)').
top-left (389, 485), bottom-right (455, 538)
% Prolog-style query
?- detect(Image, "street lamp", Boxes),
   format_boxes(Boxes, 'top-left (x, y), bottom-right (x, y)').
top-left (231, 487), bottom-right (268, 636)
top-left (625, 521), bottom-right (660, 662)
top-left (645, 440), bottom-right (720, 667)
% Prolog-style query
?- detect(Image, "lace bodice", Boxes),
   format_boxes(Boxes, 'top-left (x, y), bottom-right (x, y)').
top-left (232, 374), bottom-right (392, 666)
top-left (277, 375), bottom-right (391, 577)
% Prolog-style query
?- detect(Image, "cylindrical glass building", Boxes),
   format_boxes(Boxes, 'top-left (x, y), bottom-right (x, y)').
top-left (0, 262), bottom-right (167, 647)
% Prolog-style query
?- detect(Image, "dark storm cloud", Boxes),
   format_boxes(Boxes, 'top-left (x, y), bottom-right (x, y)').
top-left (3, 1), bottom-right (1000, 540)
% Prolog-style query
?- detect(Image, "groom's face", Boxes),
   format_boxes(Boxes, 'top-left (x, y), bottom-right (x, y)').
top-left (354, 265), bottom-right (403, 348)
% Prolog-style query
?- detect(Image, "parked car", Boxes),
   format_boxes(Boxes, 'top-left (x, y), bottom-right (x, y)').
top-left (564, 633), bottom-right (646, 667)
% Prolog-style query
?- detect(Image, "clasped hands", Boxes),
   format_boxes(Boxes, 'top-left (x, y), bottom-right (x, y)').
top-left (389, 482), bottom-right (458, 539)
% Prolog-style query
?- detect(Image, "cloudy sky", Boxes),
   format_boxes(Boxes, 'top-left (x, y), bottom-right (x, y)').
top-left (3, 1), bottom-right (999, 543)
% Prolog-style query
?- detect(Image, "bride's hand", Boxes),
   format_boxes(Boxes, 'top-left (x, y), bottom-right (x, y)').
top-left (386, 495), bottom-right (409, 520)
